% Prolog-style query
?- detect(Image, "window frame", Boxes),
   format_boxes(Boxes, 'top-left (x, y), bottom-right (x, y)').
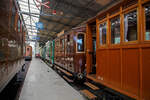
top-left (142, 0), bottom-right (150, 4)
top-left (142, 2), bottom-right (150, 42)
top-left (11, 1), bottom-right (17, 30)
top-left (97, 19), bottom-right (108, 47)
top-left (122, 8), bottom-right (139, 44)
top-left (17, 17), bottom-right (21, 33)
top-left (96, 2), bottom-right (139, 48)
top-left (110, 15), bottom-right (121, 45)
top-left (76, 32), bottom-right (85, 53)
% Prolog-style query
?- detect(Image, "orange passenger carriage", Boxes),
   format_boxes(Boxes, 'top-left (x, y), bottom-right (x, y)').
top-left (86, 0), bottom-right (150, 100)
top-left (25, 45), bottom-right (32, 61)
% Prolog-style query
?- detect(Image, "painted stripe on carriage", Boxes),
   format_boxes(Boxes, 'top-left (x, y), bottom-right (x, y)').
top-left (84, 82), bottom-right (99, 90)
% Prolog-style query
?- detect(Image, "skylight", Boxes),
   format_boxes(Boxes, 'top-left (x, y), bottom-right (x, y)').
top-left (17, 0), bottom-right (42, 41)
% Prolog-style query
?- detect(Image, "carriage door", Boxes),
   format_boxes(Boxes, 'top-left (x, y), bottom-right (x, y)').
top-left (86, 22), bottom-right (96, 75)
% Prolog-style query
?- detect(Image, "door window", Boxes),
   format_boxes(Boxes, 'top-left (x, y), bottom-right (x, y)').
top-left (77, 34), bottom-right (84, 52)
top-left (124, 10), bottom-right (137, 42)
top-left (99, 22), bottom-right (107, 45)
top-left (145, 3), bottom-right (150, 40)
top-left (111, 16), bottom-right (121, 44)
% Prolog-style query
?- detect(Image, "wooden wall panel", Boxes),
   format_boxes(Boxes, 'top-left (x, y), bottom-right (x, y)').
top-left (109, 49), bottom-right (121, 88)
top-left (86, 25), bottom-right (93, 74)
top-left (96, 50), bottom-right (108, 82)
top-left (74, 54), bottom-right (85, 73)
top-left (142, 48), bottom-right (150, 100)
top-left (122, 48), bottom-right (140, 96)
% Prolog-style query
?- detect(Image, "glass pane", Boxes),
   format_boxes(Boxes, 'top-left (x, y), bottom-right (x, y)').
top-left (18, 18), bottom-right (21, 32)
top-left (11, 2), bottom-right (16, 29)
top-left (99, 22), bottom-right (107, 45)
top-left (77, 34), bottom-right (84, 52)
top-left (124, 10), bottom-right (137, 42)
top-left (145, 3), bottom-right (150, 40)
top-left (111, 17), bottom-right (120, 44)
top-left (62, 39), bottom-right (64, 51)
top-left (0, 38), bottom-right (8, 62)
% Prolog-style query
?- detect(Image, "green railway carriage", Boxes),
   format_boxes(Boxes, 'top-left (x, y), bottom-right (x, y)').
top-left (51, 40), bottom-right (55, 65)
top-left (45, 40), bottom-right (55, 65)
top-left (39, 47), bottom-right (42, 58)
top-left (41, 46), bottom-right (46, 60)
top-left (40, 40), bottom-right (55, 66)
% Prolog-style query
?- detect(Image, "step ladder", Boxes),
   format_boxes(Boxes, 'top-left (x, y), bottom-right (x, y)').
top-left (80, 89), bottom-right (97, 100)
top-left (56, 66), bottom-right (72, 77)
top-left (84, 82), bottom-right (99, 90)
top-left (63, 76), bottom-right (73, 83)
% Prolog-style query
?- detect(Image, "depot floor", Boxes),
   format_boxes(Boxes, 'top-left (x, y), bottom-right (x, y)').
top-left (19, 58), bottom-right (86, 100)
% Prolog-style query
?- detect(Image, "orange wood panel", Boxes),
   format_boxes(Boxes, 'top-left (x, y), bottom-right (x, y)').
top-left (142, 48), bottom-right (150, 100)
top-left (109, 49), bottom-right (121, 88)
top-left (74, 54), bottom-right (85, 73)
top-left (86, 24), bottom-right (93, 74)
top-left (122, 48), bottom-right (140, 97)
top-left (96, 49), bottom-right (108, 82)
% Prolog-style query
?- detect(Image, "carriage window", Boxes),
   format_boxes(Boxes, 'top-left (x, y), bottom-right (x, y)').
top-left (145, 4), bottom-right (150, 40)
top-left (124, 10), bottom-right (137, 42)
top-left (77, 34), bottom-right (84, 52)
top-left (99, 22), bottom-right (107, 45)
top-left (11, 2), bottom-right (16, 29)
top-left (111, 17), bottom-right (120, 44)
top-left (22, 25), bottom-right (24, 32)
top-left (18, 18), bottom-right (21, 32)
top-left (62, 39), bottom-right (64, 51)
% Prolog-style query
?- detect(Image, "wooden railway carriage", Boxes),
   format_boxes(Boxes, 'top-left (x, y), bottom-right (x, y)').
top-left (25, 45), bottom-right (32, 61)
top-left (0, 0), bottom-right (25, 92)
top-left (86, 0), bottom-right (150, 100)
top-left (54, 26), bottom-right (86, 80)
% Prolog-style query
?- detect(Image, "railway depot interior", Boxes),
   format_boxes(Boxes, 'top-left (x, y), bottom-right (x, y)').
top-left (0, 0), bottom-right (150, 100)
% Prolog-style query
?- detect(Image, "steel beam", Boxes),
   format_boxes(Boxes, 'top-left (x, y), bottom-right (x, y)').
top-left (41, 16), bottom-right (73, 27)
top-left (18, 0), bottom-right (36, 6)
top-left (26, 24), bottom-right (36, 27)
top-left (19, 11), bottom-right (74, 27)
top-left (19, 11), bottom-right (83, 19)
top-left (53, 0), bottom-right (97, 16)
top-left (28, 0), bottom-right (33, 34)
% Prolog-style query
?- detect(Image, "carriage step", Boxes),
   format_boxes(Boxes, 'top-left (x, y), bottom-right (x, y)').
top-left (84, 82), bottom-right (99, 90)
top-left (63, 76), bottom-right (73, 83)
top-left (80, 89), bottom-right (97, 100)
top-left (56, 66), bottom-right (72, 77)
